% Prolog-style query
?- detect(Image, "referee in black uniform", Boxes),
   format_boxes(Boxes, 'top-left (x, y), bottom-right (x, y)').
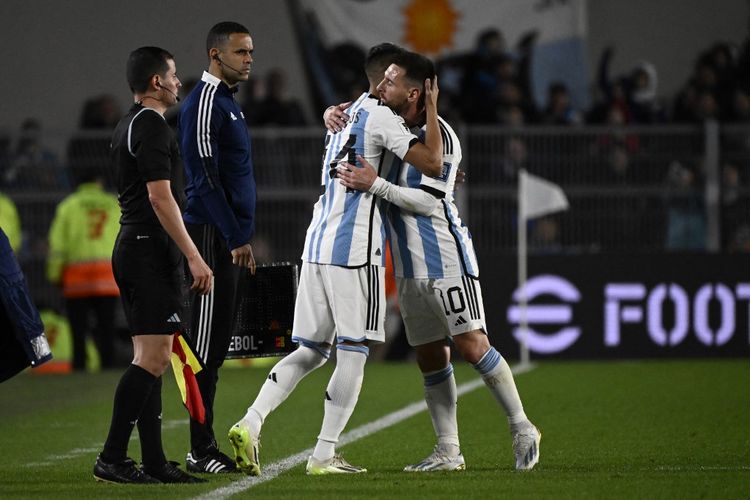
top-left (93, 46), bottom-right (212, 484)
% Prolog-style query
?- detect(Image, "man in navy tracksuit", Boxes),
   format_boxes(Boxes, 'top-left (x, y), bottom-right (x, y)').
top-left (178, 21), bottom-right (257, 473)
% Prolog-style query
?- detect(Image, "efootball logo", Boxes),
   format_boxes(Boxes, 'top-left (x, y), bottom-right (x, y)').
top-left (506, 275), bottom-right (581, 354)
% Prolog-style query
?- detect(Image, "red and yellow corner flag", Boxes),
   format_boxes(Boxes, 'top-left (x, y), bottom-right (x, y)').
top-left (170, 332), bottom-right (205, 424)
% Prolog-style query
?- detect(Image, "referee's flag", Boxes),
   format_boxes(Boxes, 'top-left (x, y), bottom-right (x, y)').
top-left (170, 332), bottom-right (205, 424)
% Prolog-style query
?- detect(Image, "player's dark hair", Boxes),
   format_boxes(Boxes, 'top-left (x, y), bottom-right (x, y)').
top-left (364, 42), bottom-right (404, 84)
top-left (392, 51), bottom-right (436, 109)
top-left (126, 46), bottom-right (174, 94)
top-left (207, 21), bottom-right (251, 56)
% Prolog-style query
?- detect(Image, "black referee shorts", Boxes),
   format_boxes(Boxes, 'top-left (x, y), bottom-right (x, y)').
top-left (112, 224), bottom-right (184, 335)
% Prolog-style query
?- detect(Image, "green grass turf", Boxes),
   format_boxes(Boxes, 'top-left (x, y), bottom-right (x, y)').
top-left (0, 359), bottom-right (748, 499)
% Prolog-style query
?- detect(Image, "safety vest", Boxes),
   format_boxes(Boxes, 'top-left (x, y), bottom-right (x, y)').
top-left (0, 193), bottom-right (21, 253)
top-left (47, 183), bottom-right (120, 298)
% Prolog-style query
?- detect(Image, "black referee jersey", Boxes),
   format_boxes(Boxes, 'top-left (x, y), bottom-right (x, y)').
top-left (111, 102), bottom-right (183, 226)
top-left (110, 102), bottom-right (185, 335)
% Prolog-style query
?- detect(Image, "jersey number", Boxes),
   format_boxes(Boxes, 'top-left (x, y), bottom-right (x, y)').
top-left (328, 134), bottom-right (358, 179)
top-left (87, 209), bottom-right (109, 239)
top-left (438, 286), bottom-right (466, 316)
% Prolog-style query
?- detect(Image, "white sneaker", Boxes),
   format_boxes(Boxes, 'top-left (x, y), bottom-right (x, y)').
top-left (306, 454), bottom-right (367, 475)
top-left (404, 447), bottom-right (466, 472)
top-left (228, 421), bottom-right (261, 476)
top-left (512, 424), bottom-right (541, 471)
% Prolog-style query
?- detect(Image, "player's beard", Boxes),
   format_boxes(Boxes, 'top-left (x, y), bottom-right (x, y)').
top-left (384, 95), bottom-right (409, 116)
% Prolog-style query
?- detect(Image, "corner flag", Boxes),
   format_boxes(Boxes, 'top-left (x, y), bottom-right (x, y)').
top-left (519, 169), bottom-right (569, 220)
top-left (517, 169), bottom-right (569, 368)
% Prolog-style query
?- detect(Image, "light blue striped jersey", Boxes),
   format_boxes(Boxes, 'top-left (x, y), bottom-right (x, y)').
top-left (388, 116), bottom-right (479, 279)
top-left (302, 93), bottom-right (417, 267)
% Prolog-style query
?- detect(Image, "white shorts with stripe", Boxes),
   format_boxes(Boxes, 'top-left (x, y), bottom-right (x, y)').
top-left (397, 275), bottom-right (487, 347)
top-left (292, 262), bottom-right (386, 346)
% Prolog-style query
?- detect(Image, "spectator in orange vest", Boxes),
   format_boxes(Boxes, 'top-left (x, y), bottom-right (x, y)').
top-left (47, 167), bottom-right (120, 370)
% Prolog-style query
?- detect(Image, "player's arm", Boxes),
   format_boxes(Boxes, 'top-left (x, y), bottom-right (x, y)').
top-left (147, 180), bottom-right (212, 294)
top-left (337, 155), bottom-right (439, 216)
top-left (402, 77), bottom-right (442, 177)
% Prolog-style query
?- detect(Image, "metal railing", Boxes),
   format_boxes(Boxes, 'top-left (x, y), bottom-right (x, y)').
top-left (1, 122), bottom-right (748, 310)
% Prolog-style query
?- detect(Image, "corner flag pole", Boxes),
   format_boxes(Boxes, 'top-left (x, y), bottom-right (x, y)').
top-left (517, 169), bottom-right (569, 368)
top-left (518, 169), bottom-right (530, 367)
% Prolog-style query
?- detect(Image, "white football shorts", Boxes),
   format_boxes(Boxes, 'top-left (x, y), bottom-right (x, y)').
top-left (292, 262), bottom-right (386, 346)
top-left (397, 275), bottom-right (487, 347)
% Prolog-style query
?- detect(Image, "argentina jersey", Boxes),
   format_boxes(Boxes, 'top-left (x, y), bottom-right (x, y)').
top-left (388, 116), bottom-right (479, 279)
top-left (302, 93), bottom-right (417, 268)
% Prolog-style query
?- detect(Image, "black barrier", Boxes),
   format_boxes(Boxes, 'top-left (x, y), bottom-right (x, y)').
top-left (480, 254), bottom-right (750, 359)
top-left (226, 263), bottom-right (298, 359)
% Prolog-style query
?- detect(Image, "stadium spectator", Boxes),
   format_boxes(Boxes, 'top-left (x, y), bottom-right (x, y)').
top-left (461, 29), bottom-right (511, 123)
top-left (673, 54), bottom-right (722, 123)
top-left (252, 68), bottom-right (307, 126)
top-left (79, 94), bottom-right (122, 129)
top-left (587, 105), bottom-right (640, 184)
top-left (178, 21), bottom-right (257, 475)
top-left (239, 74), bottom-right (263, 126)
top-left (0, 192), bottom-right (21, 254)
top-left (728, 88), bottom-right (750, 122)
top-left (166, 76), bottom-right (199, 130)
top-left (706, 42), bottom-right (737, 120)
top-left (1, 118), bottom-right (64, 190)
top-left (529, 216), bottom-right (564, 255)
top-left (593, 46), bottom-right (666, 124)
top-left (628, 61), bottom-right (666, 123)
top-left (494, 136), bottom-right (530, 183)
top-left (541, 82), bottom-right (582, 125)
top-left (46, 168), bottom-right (120, 371)
top-left (721, 161), bottom-right (750, 252)
top-left (498, 104), bottom-right (526, 127)
top-left (665, 161), bottom-right (706, 251)
top-left (729, 223), bottom-right (750, 252)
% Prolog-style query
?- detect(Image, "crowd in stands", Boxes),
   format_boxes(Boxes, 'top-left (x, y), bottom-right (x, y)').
top-left (0, 30), bottom-right (749, 260)
top-left (0, 30), bottom-right (749, 369)
top-left (432, 29), bottom-right (750, 128)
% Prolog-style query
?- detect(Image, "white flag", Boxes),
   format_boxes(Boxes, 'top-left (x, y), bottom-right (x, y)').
top-left (519, 169), bottom-right (569, 220)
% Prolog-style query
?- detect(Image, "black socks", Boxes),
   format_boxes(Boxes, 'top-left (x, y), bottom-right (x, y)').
top-left (101, 364), bottom-right (158, 464)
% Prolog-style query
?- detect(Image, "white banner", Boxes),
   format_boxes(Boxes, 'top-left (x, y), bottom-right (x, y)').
top-left (299, 0), bottom-right (586, 56)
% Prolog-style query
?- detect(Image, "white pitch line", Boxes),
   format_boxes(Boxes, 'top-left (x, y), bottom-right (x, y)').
top-left (654, 465), bottom-right (750, 471)
top-left (194, 363), bottom-right (537, 500)
top-left (22, 420), bottom-right (188, 468)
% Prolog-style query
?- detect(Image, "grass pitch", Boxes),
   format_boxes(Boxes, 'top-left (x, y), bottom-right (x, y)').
top-left (0, 359), bottom-right (748, 499)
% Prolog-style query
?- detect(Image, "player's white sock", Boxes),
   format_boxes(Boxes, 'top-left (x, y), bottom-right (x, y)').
top-left (313, 345), bottom-right (368, 461)
top-left (473, 347), bottom-right (529, 427)
top-left (423, 364), bottom-right (460, 455)
top-left (244, 345), bottom-right (328, 433)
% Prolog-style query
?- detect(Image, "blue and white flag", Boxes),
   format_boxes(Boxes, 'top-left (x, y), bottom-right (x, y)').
top-left (300, 0), bottom-right (589, 108)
